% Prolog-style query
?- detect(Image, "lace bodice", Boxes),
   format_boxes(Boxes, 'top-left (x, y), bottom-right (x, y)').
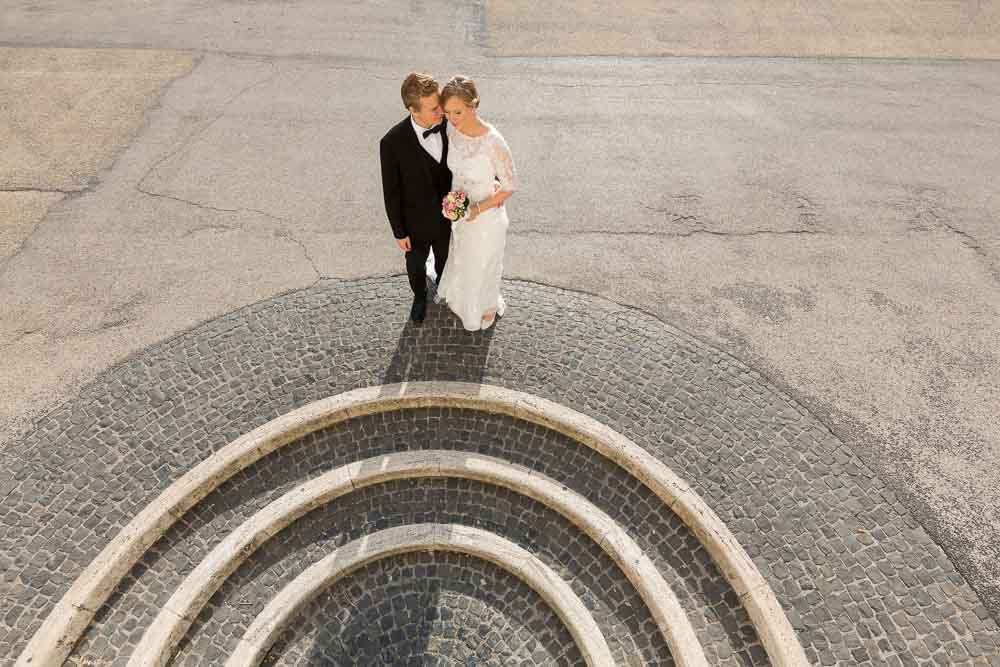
top-left (447, 122), bottom-right (518, 202)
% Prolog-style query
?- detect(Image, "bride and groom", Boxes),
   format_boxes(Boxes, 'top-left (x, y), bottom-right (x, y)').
top-left (379, 72), bottom-right (518, 331)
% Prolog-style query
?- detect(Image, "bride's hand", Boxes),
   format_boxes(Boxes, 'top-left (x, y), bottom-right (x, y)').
top-left (465, 202), bottom-right (481, 223)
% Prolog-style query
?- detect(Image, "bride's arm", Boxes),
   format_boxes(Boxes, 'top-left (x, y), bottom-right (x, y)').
top-left (468, 131), bottom-right (517, 221)
top-left (471, 188), bottom-right (513, 218)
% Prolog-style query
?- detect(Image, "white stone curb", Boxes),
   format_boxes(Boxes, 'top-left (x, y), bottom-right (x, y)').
top-left (223, 524), bottom-right (615, 666)
top-left (127, 450), bottom-right (707, 667)
top-left (18, 381), bottom-right (807, 667)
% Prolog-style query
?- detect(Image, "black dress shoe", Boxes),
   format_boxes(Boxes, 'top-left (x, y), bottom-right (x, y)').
top-left (410, 299), bottom-right (427, 322)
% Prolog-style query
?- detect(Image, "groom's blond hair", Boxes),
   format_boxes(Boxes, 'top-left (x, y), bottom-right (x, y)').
top-left (401, 72), bottom-right (439, 112)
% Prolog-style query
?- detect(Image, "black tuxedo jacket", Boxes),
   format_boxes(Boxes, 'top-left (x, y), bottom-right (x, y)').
top-left (379, 116), bottom-right (453, 242)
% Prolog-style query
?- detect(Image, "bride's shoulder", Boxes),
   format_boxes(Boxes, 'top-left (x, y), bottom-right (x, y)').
top-left (485, 123), bottom-right (512, 150)
top-left (484, 122), bottom-right (507, 140)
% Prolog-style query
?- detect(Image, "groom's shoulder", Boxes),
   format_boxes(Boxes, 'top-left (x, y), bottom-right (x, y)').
top-left (382, 117), bottom-right (411, 144)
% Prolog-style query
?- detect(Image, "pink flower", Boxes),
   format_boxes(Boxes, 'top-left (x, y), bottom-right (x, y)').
top-left (442, 190), bottom-right (470, 221)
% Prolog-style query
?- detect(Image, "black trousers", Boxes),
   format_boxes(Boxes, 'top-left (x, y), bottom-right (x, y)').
top-left (405, 231), bottom-right (450, 301)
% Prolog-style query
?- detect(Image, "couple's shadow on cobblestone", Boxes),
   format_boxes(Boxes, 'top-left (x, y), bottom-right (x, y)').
top-left (381, 298), bottom-right (496, 388)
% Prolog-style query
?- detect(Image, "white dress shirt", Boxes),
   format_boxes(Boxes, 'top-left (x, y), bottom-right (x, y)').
top-left (411, 117), bottom-right (443, 163)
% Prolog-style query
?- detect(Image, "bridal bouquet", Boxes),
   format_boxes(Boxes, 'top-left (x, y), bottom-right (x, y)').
top-left (442, 190), bottom-right (470, 222)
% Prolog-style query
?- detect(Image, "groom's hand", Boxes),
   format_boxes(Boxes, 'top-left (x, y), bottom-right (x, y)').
top-left (396, 237), bottom-right (412, 252)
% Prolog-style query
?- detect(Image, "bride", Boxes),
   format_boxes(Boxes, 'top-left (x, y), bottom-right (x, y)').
top-left (435, 75), bottom-right (518, 331)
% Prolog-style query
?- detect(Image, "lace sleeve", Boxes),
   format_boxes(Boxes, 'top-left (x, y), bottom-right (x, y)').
top-left (488, 129), bottom-right (518, 192)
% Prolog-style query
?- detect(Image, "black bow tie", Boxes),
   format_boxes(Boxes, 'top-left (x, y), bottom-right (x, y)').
top-left (422, 123), bottom-right (444, 139)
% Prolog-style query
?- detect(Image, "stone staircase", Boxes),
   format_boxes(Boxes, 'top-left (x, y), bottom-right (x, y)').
top-left (18, 384), bottom-right (804, 666)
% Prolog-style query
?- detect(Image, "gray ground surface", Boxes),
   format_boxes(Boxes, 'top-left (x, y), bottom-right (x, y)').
top-left (4, 278), bottom-right (998, 665)
top-left (1, 0), bottom-right (999, 641)
top-left (485, 0), bottom-right (1000, 58)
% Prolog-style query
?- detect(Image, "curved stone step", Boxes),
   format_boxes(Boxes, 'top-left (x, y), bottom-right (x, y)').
top-left (69, 409), bottom-right (686, 665)
top-left (170, 477), bottom-right (669, 665)
top-left (259, 551), bottom-right (584, 665)
top-left (128, 450), bottom-right (706, 667)
top-left (225, 523), bottom-right (614, 667)
top-left (20, 382), bottom-right (804, 667)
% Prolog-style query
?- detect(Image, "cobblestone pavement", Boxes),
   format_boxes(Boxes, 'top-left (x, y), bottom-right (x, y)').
top-left (2, 278), bottom-right (999, 665)
top-left (171, 475), bottom-right (669, 666)
top-left (263, 552), bottom-right (583, 666)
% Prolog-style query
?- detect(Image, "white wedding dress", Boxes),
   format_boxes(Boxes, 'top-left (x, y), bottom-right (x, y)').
top-left (436, 122), bottom-right (518, 331)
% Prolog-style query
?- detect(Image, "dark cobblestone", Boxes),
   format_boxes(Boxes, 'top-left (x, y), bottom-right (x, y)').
top-left (262, 552), bottom-right (582, 666)
top-left (2, 277), bottom-right (999, 665)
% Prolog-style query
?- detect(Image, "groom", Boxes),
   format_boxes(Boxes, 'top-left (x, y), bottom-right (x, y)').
top-left (379, 72), bottom-right (452, 323)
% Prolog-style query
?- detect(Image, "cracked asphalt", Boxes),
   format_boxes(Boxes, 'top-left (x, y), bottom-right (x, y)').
top-left (2, 0), bottom-right (1000, 623)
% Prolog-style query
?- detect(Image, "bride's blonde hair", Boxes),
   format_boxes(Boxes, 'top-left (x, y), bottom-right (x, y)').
top-left (440, 75), bottom-right (479, 109)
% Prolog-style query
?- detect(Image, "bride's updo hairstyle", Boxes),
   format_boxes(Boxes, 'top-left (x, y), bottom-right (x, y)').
top-left (440, 75), bottom-right (480, 109)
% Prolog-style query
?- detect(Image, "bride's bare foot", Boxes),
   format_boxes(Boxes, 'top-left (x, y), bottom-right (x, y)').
top-left (482, 310), bottom-right (496, 328)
